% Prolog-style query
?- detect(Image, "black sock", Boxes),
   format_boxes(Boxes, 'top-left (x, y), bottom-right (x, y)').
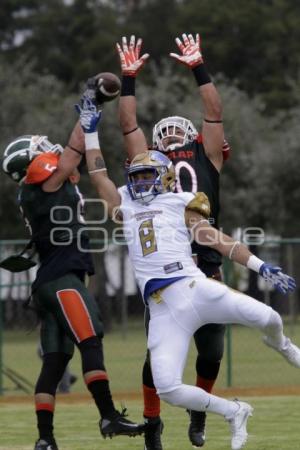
top-left (36, 410), bottom-right (54, 440)
top-left (87, 379), bottom-right (116, 418)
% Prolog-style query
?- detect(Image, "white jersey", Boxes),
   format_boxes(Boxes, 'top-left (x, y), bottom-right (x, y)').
top-left (118, 186), bottom-right (204, 299)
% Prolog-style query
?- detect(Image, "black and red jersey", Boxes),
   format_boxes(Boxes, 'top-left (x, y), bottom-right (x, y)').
top-left (167, 135), bottom-right (223, 267)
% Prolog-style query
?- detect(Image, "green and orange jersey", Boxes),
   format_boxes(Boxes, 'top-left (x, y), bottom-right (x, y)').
top-left (19, 161), bottom-right (94, 290)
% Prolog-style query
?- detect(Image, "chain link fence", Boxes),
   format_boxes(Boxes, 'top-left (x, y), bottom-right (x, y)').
top-left (0, 238), bottom-right (299, 394)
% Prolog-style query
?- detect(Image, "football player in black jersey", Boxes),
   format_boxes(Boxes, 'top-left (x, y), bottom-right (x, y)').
top-left (2, 127), bottom-right (144, 450)
top-left (116, 33), bottom-right (228, 449)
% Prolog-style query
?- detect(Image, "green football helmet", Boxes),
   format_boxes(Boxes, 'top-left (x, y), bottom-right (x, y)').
top-left (2, 135), bottom-right (63, 182)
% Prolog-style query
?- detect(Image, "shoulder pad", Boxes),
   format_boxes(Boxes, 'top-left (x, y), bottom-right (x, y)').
top-left (185, 192), bottom-right (211, 218)
top-left (25, 153), bottom-right (59, 184)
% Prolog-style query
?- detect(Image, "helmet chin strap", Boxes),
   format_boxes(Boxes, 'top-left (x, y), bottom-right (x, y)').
top-left (18, 176), bottom-right (26, 185)
top-left (136, 193), bottom-right (155, 204)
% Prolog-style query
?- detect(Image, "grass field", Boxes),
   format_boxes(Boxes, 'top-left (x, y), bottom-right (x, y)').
top-left (2, 320), bottom-right (300, 393)
top-left (1, 320), bottom-right (300, 449)
top-left (1, 396), bottom-right (300, 449)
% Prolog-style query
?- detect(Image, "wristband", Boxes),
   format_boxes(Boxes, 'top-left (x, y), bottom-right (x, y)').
top-left (246, 255), bottom-right (264, 273)
top-left (89, 168), bottom-right (107, 174)
top-left (121, 76), bottom-right (136, 96)
top-left (84, 132), bottom-right (100, 150)
top-left (192, 64), bottom-right (211, 86)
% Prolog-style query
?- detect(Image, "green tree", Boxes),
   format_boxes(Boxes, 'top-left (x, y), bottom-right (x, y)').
top-left (1, 0), bottom-right (300, 110)
top-left (174, 0), bottom-right (300, 110)
top-left (0, 58), bottom-right (123, 239)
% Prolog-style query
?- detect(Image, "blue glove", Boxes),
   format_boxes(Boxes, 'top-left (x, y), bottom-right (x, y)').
top-left (75, 96), bottom-right (102, 133)
top-left (82, 77), bottom-right (97, 104)
top-left (259, 263), bottom-right (296, 294)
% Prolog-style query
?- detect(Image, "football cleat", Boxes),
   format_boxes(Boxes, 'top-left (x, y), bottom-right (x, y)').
top-left (144, 416), bottom-right (164, 450)
top-left (187, 410), bottom-right (206, 447)
top-left (34, 438), bottom-right (58, 450)
top-left (100, 408), bottom-right (145, 438)
top-left (226, 401), bottom-right (253, 450)
top-left (263, 336), bottom-right (300, 368)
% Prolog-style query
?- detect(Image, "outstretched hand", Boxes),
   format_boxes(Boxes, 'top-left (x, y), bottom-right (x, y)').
top-left (75, 97), bottom-right (102, 133)
top-left (170, 33), bottom-right (203, 68)
top-left (116, 35), bottom-right (150, 77)
top-left (259, 263), bottom-right (296, 294)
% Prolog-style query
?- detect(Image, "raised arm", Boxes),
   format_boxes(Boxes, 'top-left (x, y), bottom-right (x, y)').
top-left (42, 120), bottom-right (85, 192)
top-left (75, 97), bottom-right (121, 218)
top-left (170, 33), bottom-right (224, 171)
top-left (116, 35), bottom-right (149, 160)
top-left (185, 205), bottom-right (296, 294)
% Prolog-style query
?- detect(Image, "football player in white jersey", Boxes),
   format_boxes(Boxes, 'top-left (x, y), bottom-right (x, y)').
top-left (76, 97), bottom-right (299, 450)
top-left (115, 33), bottom-right (227, 449)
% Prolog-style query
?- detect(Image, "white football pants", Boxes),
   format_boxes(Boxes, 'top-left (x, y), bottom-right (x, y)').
top-left (147, 275), bottom-right (282, 417)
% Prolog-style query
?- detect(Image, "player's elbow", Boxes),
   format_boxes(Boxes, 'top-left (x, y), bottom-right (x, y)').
top-left (206, 101), bottom-right (222, 121)
top-left (203, 91), bottom-right (223, 120)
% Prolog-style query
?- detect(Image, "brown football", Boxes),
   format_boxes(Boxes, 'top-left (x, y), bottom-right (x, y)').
top-left (94, 72), bottom-right (121, 104)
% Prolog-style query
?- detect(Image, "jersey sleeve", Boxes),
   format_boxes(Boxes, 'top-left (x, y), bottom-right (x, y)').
top-left (175, 191), bottom-right (195, 206)
top-left (117, 185), bottom-right (130, 210)
top-left (197, 134), bottom-right (230, 162)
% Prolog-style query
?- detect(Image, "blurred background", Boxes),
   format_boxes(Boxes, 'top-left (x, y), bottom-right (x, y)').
top-left (0, 0), bottom-right (300, 394)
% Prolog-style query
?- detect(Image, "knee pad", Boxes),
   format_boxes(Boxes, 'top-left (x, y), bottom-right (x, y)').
top-left (158, 384), bottom-right (199, 408)
top-left (160, 384), bottom-right (211, 412)
top-left (159, 386), bottom-right (185, 407)
top-left (196, 356), bottom-right (221, 380)
top-left (152, 367), bottom-right (177, 394)
top-left (264, 310), bottom-right (283, 334)
top-left (35, 352), bottom-right (71, 395)
top-left (78, 335), bottom-right (105, 374)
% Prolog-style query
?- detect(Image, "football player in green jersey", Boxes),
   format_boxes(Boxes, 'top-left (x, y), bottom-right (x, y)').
top-left (2, 126), bottom-right (144, 450)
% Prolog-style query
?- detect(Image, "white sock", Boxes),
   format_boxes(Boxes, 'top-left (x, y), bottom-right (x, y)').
top-left (159, 385), bottom-right (239, 418)
top-left (206, 393), bottom-right (239, 419)
top-left (263, 310), bottom-right (285, 348)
